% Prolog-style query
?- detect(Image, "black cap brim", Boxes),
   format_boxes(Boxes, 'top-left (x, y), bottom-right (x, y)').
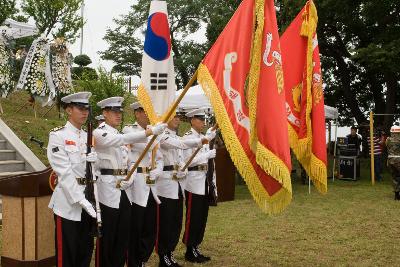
top-left (70, 102), bottom-right (89, 108)
top-left (104, 106), bottom-right (123, 112)
top-left (193, 115), bottom-right (206, 120)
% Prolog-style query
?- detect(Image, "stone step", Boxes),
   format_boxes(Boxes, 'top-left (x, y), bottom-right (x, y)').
top-left (0, 170), bottom-right (29, 178)
top-left (0, 160), bottom-right (25, 172)
top-left (0, 149), bottom-right (16, 161)
top-left (0, 140), bottom-right (7, 149)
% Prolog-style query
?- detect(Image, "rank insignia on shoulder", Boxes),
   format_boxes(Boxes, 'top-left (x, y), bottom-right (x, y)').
top-left (52, 147), bottom-right (59, 153)
top-left (102, 133), bottom-right (108, 137)
top-left (50, 126), bottom-right (64, 132)
top-left (65, 140), bottom-right (76, 146)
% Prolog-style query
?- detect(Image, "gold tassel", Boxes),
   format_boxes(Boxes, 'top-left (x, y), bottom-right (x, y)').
top-left (248, 0), bottom-right (266, 152)
top-left (137, 83), bottom-right (175, 124)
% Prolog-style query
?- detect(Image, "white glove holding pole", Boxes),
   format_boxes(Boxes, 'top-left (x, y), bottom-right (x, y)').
top-left (206, 128), bottom-right (217, 141)
top-left (177, 162), bottom-right (188, 178)
top-left (149, 168), bottom-right (162, 182)
top-left (176, 170), bottom-right (187, 179)
top-left (79, 199), bottom-right (96, 218)
top-left (119, 178), bottom-right (133, 190)
top-left (207, 149), bottom-right (217, 159)
top-left (151, 123), bottom-right (168, 135)
top-left (85, 151), bottom-right (98, 163)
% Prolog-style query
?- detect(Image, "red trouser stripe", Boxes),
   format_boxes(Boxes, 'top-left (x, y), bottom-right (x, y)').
top-left (56, 216), bottom-right (63, 267)
top-left (155, 203), bottom-right (160, 253)
top-left (184, 192), bottom-right (192, 244)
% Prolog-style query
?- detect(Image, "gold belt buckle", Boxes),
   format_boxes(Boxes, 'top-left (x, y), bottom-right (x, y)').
top-left (200, 165), bottom-right (208, 171)
top-left (145, 167), bottom-right (154, 185)
top-left (76, 177), bottom-right (86, 185)
top-left (115, 169), bottom-right (127, 176)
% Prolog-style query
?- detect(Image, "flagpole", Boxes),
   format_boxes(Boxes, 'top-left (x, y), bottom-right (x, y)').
top-left (80, 1), bottom-right (85, 55)
top-left (370, 111), bottom-right (375, 185)
top-left (332, 118), bottom-right (338, 182)
top-left (117, 70), bottom-right (199, 187)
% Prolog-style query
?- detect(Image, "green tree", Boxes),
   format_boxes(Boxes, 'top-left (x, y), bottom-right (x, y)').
top-left (101, 0), bottom-right (211, 88)
top-left (21, 0), bottom-right (84, 42)
top-left (75, 68), bottom-right (126, 116)
top-left (202, 0), bottom-right (241, 46)
top-left (73, 54), bottom-right (92, 67)
top-left (71, 54), bottom-right (97, 80)
top-left (0, 0), bottom-right (17, 24)
top-left (277, 0), bottom-right (400, 131)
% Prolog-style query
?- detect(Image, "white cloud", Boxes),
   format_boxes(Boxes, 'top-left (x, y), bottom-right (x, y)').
top-left (69, 0), bottom-right (134, 71)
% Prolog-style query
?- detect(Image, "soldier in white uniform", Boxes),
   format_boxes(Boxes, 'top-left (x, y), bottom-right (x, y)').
top-left (47, 92), bottom-right (98, 267)
top-left (93, 97), bottom-right (166, 267)
top-left (181, 108), bottom-right (217, 263)
top-left (156, 110), bottom-right (216, 267)
top-left (123, 102), bottom-right (165, 267)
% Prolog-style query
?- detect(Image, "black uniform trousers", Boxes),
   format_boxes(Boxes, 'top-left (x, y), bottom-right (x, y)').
top-left (156, 187), bottom-right (184, 256)
top-left (128, 193), bottom-right (157, 266)
top-left (54, 211), bottom-right (93, 267)
top-left (96, 190), bottom-right (131, 267)
top-left (182, 190), bottom-right (209, 248)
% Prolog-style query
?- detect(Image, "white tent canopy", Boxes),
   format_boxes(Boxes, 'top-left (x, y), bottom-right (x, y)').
top-left (175, 85), bottom-right (211, 113)
top-left (325, 105), bottom-right (339, 120)
top-left (0, 19), bottom-right (38, 40)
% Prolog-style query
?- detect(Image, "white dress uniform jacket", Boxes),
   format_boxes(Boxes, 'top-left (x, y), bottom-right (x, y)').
top-left (48, 121), bottom-right (88, 221)
top-left (123, 123), bottom-right (163, 207)
top-left (182, 128), bottom-right (210, 195)
top-left (157, 128), bottom-right (202, 199)
top-left (93, 122), bottom-right (148, 209)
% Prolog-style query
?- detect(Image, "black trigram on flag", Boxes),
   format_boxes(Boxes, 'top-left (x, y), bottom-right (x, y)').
top-left (150, 73), bottom-right (168, 90)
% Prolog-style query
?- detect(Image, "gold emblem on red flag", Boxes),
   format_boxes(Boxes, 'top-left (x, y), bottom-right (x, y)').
top-left (312, 73), bottom-right (323, 105)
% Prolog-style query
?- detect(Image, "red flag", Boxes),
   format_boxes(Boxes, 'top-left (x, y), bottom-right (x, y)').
top-left (198, 0), bottom-right (291, 214)
top-left (281, 0), bottom-right (327, 193)
top-left (248, 0), bottom-right (292, 196)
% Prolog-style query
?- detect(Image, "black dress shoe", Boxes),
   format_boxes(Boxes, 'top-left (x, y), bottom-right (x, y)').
top-left (395, 192), bottom-right (400, 200)
top-left (169, 252), bottom-right (182, 267)
top-left (195, 247), bottom-right (211, 262)
top-left (185, 247), bottom-right (207, 263)
top-left (159, 254), bottom-right (174, 267)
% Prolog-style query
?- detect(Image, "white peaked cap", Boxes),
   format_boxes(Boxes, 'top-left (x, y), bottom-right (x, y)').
top-left (97, 96), bottom-right (124, 111)
top-left (61, 92), bottom-right (91, 105)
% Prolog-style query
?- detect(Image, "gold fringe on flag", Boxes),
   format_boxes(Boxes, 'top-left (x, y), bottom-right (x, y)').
top-left (137, 83), bottom-right (175, 124)
top-left (248, 0), bottom-right (265, 152)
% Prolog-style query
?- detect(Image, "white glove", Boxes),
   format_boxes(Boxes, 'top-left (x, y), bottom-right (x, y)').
top-left (206, 128), bottom-right (217, 141)
top-left (85, 151), bottom-right (97, 163)
top-left (176, 169), bottom-right (187, 179)
top-left (149, 169), bottom-right (162, 181)
top-left (151, 123), bottom-right (167, 135)
top-left (119, 178), bottom-right (133, 190)
top-left (79, 199), bottom-right (96, 218)
top-left (207, 149), bottom-right (217, 159)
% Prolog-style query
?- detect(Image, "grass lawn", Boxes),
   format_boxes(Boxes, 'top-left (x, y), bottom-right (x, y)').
top-left (142, 167), bottom-right (400, 266)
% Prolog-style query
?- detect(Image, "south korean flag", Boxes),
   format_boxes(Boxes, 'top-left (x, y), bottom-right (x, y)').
top-left (137, 0), bottom-right (177, 123)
